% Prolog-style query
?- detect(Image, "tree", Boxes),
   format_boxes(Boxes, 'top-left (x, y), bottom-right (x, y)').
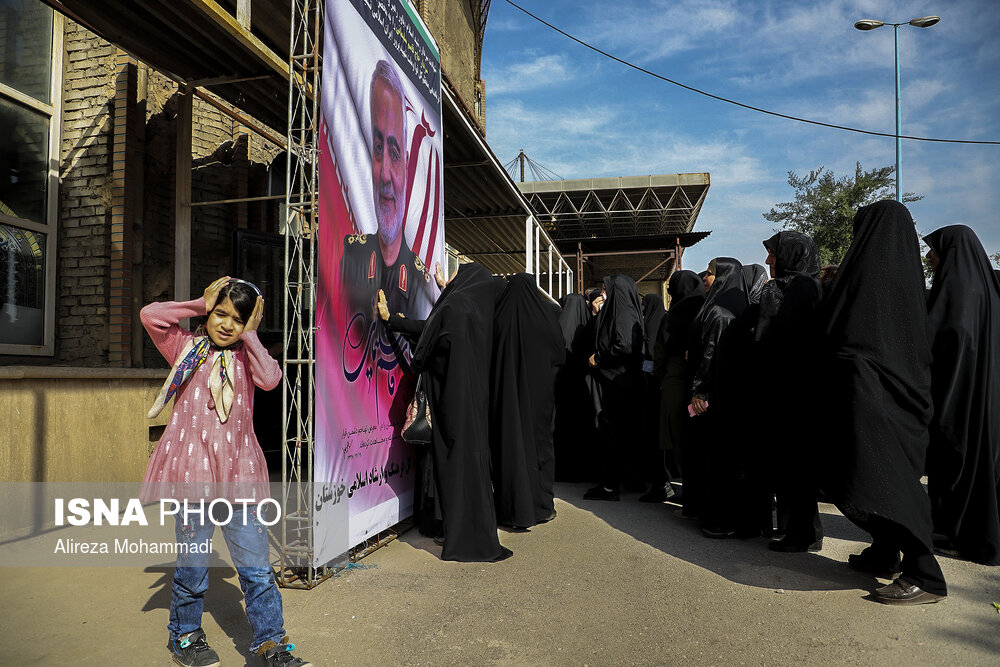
top-left (763, 163), bottom-right (922, 267)
top-left (991, 251), bottom-right (1000, 269)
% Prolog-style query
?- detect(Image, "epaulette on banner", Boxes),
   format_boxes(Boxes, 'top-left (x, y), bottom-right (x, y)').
top-left (413, 255), bottom-right (431, 281)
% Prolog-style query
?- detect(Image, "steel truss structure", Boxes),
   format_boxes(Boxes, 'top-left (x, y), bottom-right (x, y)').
top-left (517, 175), bottom-right (711, 288)
top-left (278, 0), bottom-right (324, 589)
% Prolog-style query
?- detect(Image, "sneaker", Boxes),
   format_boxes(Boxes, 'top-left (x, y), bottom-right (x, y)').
top-left (259, 639), bottom-right (312, 667)
top-left (171, 629), bottom-right (220, 667)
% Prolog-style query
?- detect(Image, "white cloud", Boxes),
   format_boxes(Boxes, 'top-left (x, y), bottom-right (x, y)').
top-left (486, 53), bottom-right (575, 96)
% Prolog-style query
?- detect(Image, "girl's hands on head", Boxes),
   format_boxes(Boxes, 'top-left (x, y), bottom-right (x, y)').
top-left (246, 296), bottom-right (264, 332)
top-left (204, 276), bottom-right (231, 313)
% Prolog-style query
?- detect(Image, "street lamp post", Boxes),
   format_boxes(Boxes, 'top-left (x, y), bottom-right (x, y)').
top-left (854, 15), bottom-right (940, 203)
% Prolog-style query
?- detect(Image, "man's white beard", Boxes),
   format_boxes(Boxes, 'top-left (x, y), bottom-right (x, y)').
top-left (376, 200), bottom-right (403, 249)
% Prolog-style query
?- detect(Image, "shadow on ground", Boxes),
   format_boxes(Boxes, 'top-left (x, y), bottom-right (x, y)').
top-left (557, 481), bottom-right (879, 593)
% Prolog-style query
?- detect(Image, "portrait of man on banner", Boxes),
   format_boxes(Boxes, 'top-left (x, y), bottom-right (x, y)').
top-left (340, 60), bottom-right (436, 324)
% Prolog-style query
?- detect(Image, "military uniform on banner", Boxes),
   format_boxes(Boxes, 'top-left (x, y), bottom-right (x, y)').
top-left (340, 233), bottom-right (434, 324)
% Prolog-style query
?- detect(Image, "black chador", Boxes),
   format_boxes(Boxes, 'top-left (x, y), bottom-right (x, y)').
top-left (584, 275), bottom-right (645, 500)
top-left (729, 263), bottom-right (771, 534)
top-left (819, 200), bottom-right (946, 599)
top-left (741, 264), bottom-right (768, 307)
top-left (638, 294), bottom-right (668, 499)
top-left (410, 262), bottom-right (512, 562)
top-left (653, 270), bottom-right (705, 484)
top-left (687, 257), bottom-right (748, 533)
top-left (757, 231), bottom-right (824, 550)
top-left (489, 273), bottom-right (565, 528)
top-left (554, 293), bottom-right (596, 482)
top-left (924, 225), bottom-right (1000, 565)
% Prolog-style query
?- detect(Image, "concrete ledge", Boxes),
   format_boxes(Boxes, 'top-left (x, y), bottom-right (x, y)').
top-left (0, 366), bottom-right (169, 380)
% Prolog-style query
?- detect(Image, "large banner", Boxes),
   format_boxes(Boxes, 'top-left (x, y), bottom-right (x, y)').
top-left (315, 0), bottom-right (444, 567)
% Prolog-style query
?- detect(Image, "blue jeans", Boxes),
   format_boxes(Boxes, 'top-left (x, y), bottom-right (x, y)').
top-left (168, 505), bottom-right (285, 653)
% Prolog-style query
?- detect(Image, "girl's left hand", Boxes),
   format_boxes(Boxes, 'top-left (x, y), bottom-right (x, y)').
top-left (246, 296), bottom-right (264, 332)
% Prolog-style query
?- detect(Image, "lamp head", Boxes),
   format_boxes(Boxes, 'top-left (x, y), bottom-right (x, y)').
top-left (909, 16), bottom-right (940, 28)
top-left (854, 19), bottom-right (885, 30)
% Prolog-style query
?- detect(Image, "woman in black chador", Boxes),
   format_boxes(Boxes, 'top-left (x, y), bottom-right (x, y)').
top-left (923, 224), bottom-right (1000, 565)
top-left (583, 275), bottom-right (645, 501)
top-left (757, 231), bottom-right (824, 552)
top-left (819, 200), bottom-right (945, 604)
top-left (383, 262), bottom-right (512, 562)
top-left (639, 293), bottom-right (670, 502)
top-left (490, 273), bottom-right (565, 528)
top-left (688, 257), bottom-right (749, 535)
top-left (554, 293), bottom-right (596, 482)
top-left (728, 263), bottom-right (771, 536)
top-left (653, 270), bottom-right (706, 501)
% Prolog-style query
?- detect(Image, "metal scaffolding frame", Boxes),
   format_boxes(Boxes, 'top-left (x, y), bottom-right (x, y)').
top-left (278, 0), bottom-right (324, 589)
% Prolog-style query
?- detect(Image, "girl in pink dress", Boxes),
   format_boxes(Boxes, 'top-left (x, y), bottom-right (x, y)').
top-left (141, 276), bottom-right (310, 667)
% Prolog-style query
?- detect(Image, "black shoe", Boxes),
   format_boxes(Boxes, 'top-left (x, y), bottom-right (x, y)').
top-left (702, 525), bottom-right (736, 539)
top-left (768, 537), bottom-right (823, 553)
top-left (259, 639), bottom-right (313, 667)
top-left (171, 629), bottom-right (220, 667)
top-left (848, 552), bottom-right (902, 579)
top-left (639, 486), bottom-right (675, 503)
top-left (874, 579), bottom-right (946, 606)
top-left (583, 485), bottom-right (620, 501)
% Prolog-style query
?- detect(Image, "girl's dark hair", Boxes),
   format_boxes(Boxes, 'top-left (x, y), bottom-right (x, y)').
top-left (216, 281), bottom-right (258, 322)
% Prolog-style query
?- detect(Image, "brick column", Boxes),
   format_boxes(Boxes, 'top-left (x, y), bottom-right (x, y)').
top-left (109, 50), bottom-right (138, 366)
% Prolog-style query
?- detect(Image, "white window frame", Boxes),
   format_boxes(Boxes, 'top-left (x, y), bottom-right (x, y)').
top-left (0, 10), bottom-right (63, 356)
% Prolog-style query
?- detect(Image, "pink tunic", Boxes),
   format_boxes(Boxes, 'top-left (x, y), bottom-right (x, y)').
top-left (140, 298), bottom-right (281, 498)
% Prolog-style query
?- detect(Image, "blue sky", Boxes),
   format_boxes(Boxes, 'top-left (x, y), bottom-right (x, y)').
top-left (479, 0), bottom-right (1000, 275)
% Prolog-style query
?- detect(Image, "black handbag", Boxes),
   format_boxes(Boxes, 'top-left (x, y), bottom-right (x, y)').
top-left (401, 375), bottom-right (432, 445)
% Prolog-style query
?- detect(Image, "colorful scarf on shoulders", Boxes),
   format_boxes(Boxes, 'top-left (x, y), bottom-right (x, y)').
top-left (148, 336), bottom-right (237, 423)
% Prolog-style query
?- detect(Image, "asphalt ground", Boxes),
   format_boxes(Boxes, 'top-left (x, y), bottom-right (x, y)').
top-left (2, 482), bottom-right (999, 665)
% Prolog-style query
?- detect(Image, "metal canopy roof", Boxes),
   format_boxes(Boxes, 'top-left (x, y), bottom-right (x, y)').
top-left (519, 174), bottom-right (711, 288)
top-left (44, 0), bottom-right (295, 133)
top-left (519, 173), bottom-right (710, 240)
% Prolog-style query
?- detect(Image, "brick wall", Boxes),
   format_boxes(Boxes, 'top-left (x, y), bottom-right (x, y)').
top-left (56, 21), bottom-right (116, 364)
